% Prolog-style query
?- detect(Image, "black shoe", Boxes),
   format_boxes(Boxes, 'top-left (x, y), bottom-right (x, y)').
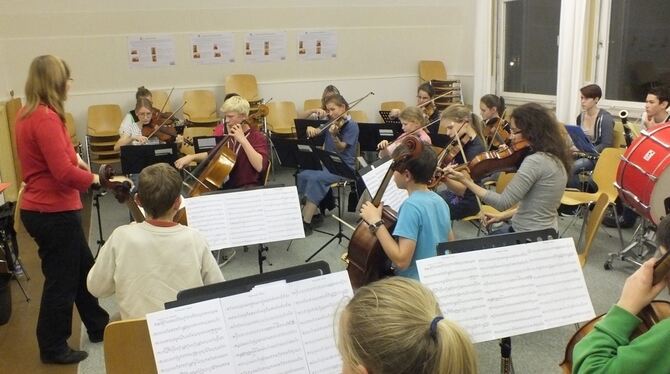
top-left (303, 221), bottom-right (313, 236)
top-left (88, 331), bottom-right (104, 343)
top-left (312, 214), bottom-right (324, 227)
top-left (41, 348), bottom-right (88, 365)
top-left (602, 216), bottom-right (636, 229)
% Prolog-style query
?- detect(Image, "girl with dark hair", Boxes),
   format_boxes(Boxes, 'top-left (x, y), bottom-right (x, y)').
top-left (480, 94), bottom-right (511, 150)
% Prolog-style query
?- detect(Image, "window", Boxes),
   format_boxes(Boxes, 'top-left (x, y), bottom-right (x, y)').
top-left (498, 0), bottom-right (562, 98)
top-left (600, 0), bottom-right (670, 102)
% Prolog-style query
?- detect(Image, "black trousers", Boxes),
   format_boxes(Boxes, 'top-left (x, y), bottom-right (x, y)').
top-left (21, 210), bottom-right (109, 355)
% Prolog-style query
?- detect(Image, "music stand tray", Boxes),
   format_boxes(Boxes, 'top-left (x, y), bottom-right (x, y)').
top-left (379, 110), bottom-right (401, 125)
top-left (120, 143), bottom-right (179, 174)
top-left (314, 148), bottom-right (357, 181)
top-left (358, 122), bottom-right (402, 152)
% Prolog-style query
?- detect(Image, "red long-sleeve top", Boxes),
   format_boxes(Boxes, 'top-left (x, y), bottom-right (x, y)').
top-left (16, 104), bottom-right (94, 212)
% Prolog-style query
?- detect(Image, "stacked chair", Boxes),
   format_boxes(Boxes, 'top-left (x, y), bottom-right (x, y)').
top-left (87, 104), bottom-right (122, 167)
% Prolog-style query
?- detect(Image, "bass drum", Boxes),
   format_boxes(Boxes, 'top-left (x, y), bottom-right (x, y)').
top-left (615, 122), bottom-right (670, 224)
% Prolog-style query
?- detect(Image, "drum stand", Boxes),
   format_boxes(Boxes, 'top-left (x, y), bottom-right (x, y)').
top-left (605, 218), bottom-right (656, 270)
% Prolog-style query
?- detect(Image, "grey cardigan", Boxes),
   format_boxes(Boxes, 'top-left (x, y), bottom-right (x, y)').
top-left (576, 109), bottom-right (615, 152)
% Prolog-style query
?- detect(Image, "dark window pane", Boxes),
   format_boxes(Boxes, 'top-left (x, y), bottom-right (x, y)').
top-left (503, 0), bottom-right (561, 95)
top-left (605, 0), bottom-right (670, 102)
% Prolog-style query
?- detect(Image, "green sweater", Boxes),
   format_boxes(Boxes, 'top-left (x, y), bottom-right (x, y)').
top-left (573, 305), bottom-right (670, 373)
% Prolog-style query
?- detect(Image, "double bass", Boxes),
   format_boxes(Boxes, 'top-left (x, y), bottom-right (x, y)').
top-left (343, 136), bottom-right (422, 289)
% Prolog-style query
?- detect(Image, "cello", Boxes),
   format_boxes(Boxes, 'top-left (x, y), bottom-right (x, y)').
top-left (98, 164), bottom-right (145, 223)
top-left (559, 251), bottom-right (670, 373)
top-left (343, 136), bottom-right (422, 289)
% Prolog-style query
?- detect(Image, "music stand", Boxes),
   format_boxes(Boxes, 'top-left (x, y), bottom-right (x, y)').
top-left (358, 122), bottom-right (402, 152)
top-left (429, 132), bottom-right (451, 148)
top-left (165, 260), bottom-right (331, 308)
top-left (305, 149), bottom-right (357, 262)
top-left (294, 118), bottom-right (327, 140)
top-left (436, 228), bottom-right (558, 373)
top-left (379, 110), bottom-right (401, 125)
top-left (192, 135), bottom-right (224, 154)
top-left (271, 137), bottom-right (323, 170)
top-left (120, 143), bottom-right (180, 175)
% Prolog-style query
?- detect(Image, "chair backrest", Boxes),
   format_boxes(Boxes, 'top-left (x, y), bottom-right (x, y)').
top-left (6, 97), bottom-right (23, 182)
top-left (103, 318), bottom-right (157, 374)
top-left (496, 172), bottom-right (516, 194)
top-left (592, 147), bottom-right (625, 204)
top-left (87, 104), bottom-right (122, 137)
top-left (180, 126), bottom-right (216, 155)
top-left (380, 101), bottom-right (406, 111)
top-left (612, 121), bottom-right (627, 148)
top-left (183, 90), bottom-right (217, 120)
top-left (64, 113), bottom-right (79, 145)
top-left (419, 60), bottom-right (447, 81)
top-left (348, 110), bottom-right (368, 123)
top-left (225, 74), bottom-right (260, 102)
top-left (266, 101), bottom-right (298, 135)
top-left (303, 98), bottom-right (322, 111)
top-left (150, 90), bottom-right (172, 112)
top-left (578, 193), bottom-right (609, 267)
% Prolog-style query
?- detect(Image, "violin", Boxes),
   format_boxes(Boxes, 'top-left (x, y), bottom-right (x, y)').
top-left (310, 91), bottom-right (374, 138)
top-left (344, 136), bottom-right (422, 289)
top-left (427, 129), bottom-right (472, 189)
top-left (559, 251), bottom-right (670, 373)
top-left (243, 104), bottom-right (269, 129)
top-left (98, 164), bottom-right (145, 222)
top-left (483, 117), bottom-right (511, 151)
top-left (142, 102), bottom-right (188, 143)
top-left (466, 139), bottom-right (531, 180)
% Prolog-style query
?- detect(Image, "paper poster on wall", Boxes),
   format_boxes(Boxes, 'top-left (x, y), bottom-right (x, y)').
top-left (190, 33), bottom-right (235, 64)
top-left (127, 35), bottom-right (176, 68)
top-left (297, 31), bottom-right (337, 60)
top-left (244, 32), bottom-right (287, 63)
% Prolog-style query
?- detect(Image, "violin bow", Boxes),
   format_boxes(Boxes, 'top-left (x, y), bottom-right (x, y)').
top-left (380, 117), bottom-right (441, 150)
top-left (311, 91), bottom-right (375, 138)
top-left (157, 87), bottom-right (175, 114)
top-left (416, 89), bottom-right (456, 109)
top-left (146, 101), bottom-right (187, 139)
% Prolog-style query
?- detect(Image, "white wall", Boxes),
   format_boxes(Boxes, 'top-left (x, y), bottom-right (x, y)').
top-left (0, 0), bottom-right (476, 147)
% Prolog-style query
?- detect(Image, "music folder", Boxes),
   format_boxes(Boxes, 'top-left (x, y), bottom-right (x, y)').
top-left (120, 143), bottom-right (179, 174)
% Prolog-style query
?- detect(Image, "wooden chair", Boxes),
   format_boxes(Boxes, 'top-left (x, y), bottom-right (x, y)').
top-left (348, 110), bottom-right (368, 123)
top-left (6, 97), bottom-right (23, 183)
top-left (87, 105), bottom-right (122, 166)
top-left (576, 193), bottom-right (609, 267)
top-left (104, 318), bottom-right (157, 374)
top-left (303, 99), bottom-right (322, 112)
top-left (225, 74), bottom-right (260, 102)
top-left (613, 121), bottom-right (627, 148)
top-left (180, 126), bottom-right (215, 155)
top-left (183, 90), bottom-right (219, 125)
top-left (462, 172), bottom-right (517, 235)
top-left (380, 101), bottom-right (406, 111)
top-left (266, 101), bottom-right (298, 136)
top-left (150, 90), bottom-right (172, 112)
top-left (419, 60), bottom-right (447, 82)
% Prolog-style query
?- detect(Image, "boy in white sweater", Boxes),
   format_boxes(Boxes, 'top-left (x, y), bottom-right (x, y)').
top-left (87, 163), bottom-right (224, 320)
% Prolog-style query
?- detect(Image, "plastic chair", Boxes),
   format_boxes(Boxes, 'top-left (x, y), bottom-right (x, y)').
top-left (225, 74), bottom-right (260, 102)
top-left (380, 101), bottom-right (406, 111)
top-left (183, 90), bottom-right (219, 124)
top-left (266, 101), bottom-right (298, 136)
top-left (150, 90), bottom-right (172, 112)
top-left (419, 60), bottom-right (447, 81)
top-left (576, 193), bottom-right (609, 267)
top-left (103, 318), bottom-right (157, 374)
top-left (348, 110), bottom-right (368, 123)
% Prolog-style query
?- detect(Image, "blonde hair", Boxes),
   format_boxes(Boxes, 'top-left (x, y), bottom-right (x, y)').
top-left (338, 277), bottom-right (477, 374)
top-left (399, 106), bottom-right (427, 127)
top-left (22, 55), bottom-right (70, 122)
top-left (220, 95), bottom-right (250, 116)
top-left (441, 104), bottom-right (487, 149)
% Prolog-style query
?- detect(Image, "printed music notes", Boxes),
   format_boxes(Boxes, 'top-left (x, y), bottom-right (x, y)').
top-left (417, 238), bottom-right (595, 343)
top-left (360, 159), bottom-right (408, 212)
top-left (184, 186), bottom-right (304, 250)
top-left (147, 271), bottom-right (353, 374)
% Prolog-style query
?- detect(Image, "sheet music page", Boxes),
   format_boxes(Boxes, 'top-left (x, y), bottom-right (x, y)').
top-left (289, 271), bottom-right (353, 374)
top-left (184, 186), bottom-right (304, 250)
top-left (417, 238), bottom-right (595, 343)
top-left (220, 281), bottom-right (310, 374)
top-left (360, 159), bottom-right (408, 212)
top-left (147, 299), bottom-right (232, 374)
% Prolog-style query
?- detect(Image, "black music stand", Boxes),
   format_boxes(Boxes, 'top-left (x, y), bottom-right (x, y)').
top-left (271, 137), bottom-right (323, 170)
top-left (191, 135), bottom-right (224, 154)
top-left (305, 149), bottom-right (358, 262)
top-left (165, 261), bottom-right (331, 308)
top-left (294, 118), bottom-right (327, 141)
top-left (436, 228), bottom-right (558, 373)
top-left (120, 143), bottom-right (180, 175)
top-left (358, 122), bottom-right (402, 152)
top-left (379, 110), bottom-right (401, 125)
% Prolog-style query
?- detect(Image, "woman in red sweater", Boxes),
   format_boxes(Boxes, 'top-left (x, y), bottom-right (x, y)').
top-left (16, 55), bottom-right (109, 365)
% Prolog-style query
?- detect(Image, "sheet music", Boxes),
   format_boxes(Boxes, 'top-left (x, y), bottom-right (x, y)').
top-left (360, 159), bottom-right (408, 212)
top-left (289, 271), bottom-right (353, 374)
top-left (220, 281), bottom-right (309, 374)
top-left (147, 299), bottom-right (232, 374)
top-left (417, 238), bottom-right (595, 343)
top-left (184, 186), bottom-right (304, 250)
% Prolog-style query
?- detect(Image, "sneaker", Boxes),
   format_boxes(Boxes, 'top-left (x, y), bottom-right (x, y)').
top-left (41, 348), bottom-right (88, 364)
top-left (303, 221), bottom-right (313, 237)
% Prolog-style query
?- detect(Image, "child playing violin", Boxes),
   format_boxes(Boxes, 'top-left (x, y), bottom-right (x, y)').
top-left (572, 215), bottom-right (670, 374)
top-left (114, 97), bottom-right (159, 151)
top-left (174, 95), bottom-right (269, 189)
top-left (359, 142), bottom-right (451, 280)
top-left (389, 83), bottom-right (441, 134)
top-left (299, 84), bottom-right (340, 120)
top-left (118, 86), bottom-right (152, 131)
top-left (435, 105), bottom-right (486, 221)
top-left (298, 94), bottom-right (359, 235)
top-left (480, 94), bottom-right (511, 151)
top-left (87, 163), bottom-right (224, 320)
top-left (377, 106), bottom-right (432, 158)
